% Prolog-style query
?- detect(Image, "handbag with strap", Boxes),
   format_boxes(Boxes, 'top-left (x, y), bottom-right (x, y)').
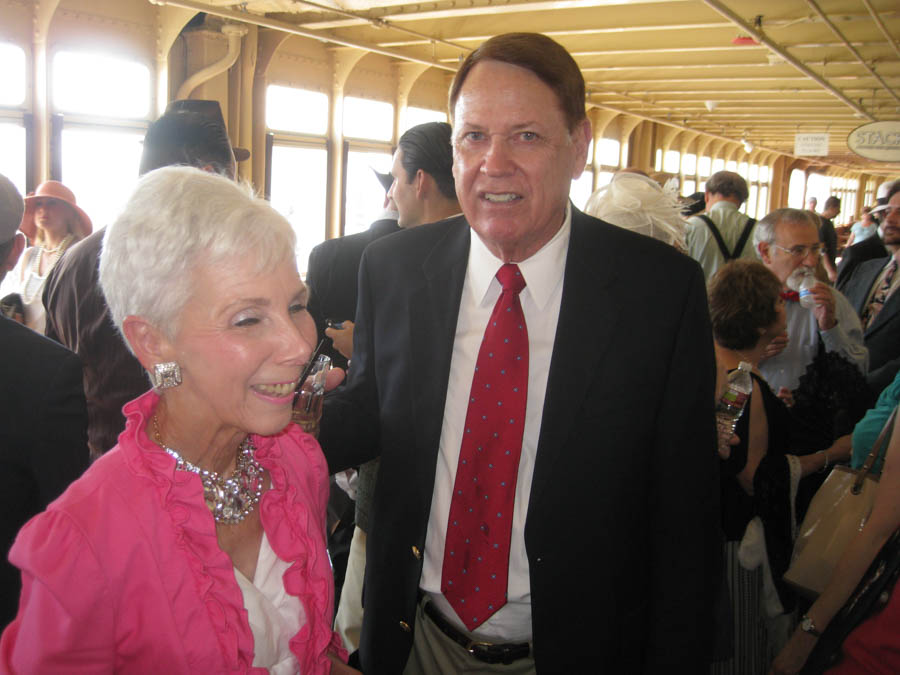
top-left (801, 528), bottom-right (900, 674)
top-left (783, 406), bottom-right (897, 600)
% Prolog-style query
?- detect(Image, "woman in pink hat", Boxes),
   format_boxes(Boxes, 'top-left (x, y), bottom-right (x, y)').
top-left (0, 180), bottom-right (92, 332)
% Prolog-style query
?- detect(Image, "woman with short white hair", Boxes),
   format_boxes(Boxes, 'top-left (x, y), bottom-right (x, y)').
top-left (1, 167), bottom-right (355, 674)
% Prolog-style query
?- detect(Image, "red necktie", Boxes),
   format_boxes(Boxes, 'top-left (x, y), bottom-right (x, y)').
top-left (441, 263), bottom-right (528, 631)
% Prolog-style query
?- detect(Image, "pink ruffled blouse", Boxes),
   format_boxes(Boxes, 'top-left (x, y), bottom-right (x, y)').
top-left (0, 391), bottom-right (346, 674)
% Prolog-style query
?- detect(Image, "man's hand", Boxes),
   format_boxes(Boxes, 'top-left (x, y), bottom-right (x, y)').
top-left (325, 367), bottom-right (346, 392)
top-left (326, 320), bottom-right (355, 360)
top-left (776, 386), bottom-right (794, 408)
top-left (762, 332), bottom-right (789, 361)
top-left (809, 282), bottom-right (837, 331)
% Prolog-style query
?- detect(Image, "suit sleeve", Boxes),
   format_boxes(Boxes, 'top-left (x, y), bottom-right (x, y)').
top-left (1, 511), bottom-right (116, 672)
top-left (306, 245), bottom-right (329, 345)
top-left (646, 262), bottom-right (721, 670)
top-left (34, 350), bottom-right (90, 505)
top-left (318, 248), bottom-right (381, 474)
top-left (820, 290), bottom-right (869, 375)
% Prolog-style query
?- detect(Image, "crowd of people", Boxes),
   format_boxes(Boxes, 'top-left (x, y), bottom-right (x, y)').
top-left (1, 30), bottom-right (899, 675)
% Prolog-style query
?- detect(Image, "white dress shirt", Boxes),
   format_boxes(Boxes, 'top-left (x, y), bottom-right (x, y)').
top-left (420, 205), bottom-right (571, 642)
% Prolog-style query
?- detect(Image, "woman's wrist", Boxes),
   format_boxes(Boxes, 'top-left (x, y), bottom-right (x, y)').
top-left (817, 449), bottom-right (830, 473)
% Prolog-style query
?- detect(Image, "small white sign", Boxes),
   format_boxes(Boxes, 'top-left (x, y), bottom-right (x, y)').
top-left (795, 133), bottom-right (830, 156)
top-left (848, 122), bottom-right (900, 162)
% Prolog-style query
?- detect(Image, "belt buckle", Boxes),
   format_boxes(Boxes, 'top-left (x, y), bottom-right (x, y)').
top-left (465, 640), bottom-right (495, 662)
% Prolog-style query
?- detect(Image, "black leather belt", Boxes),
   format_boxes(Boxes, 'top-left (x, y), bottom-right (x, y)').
top-left (422, 600), bottom-right (531, 665)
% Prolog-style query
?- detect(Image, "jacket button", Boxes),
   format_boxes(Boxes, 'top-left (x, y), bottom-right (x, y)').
top-left (411, 545), bottom-right (421, 560)
top-left (399, 620), bottom-right (411, 632)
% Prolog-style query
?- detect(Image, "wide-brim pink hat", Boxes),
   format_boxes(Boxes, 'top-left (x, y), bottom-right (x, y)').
top-left (20, 180), bottom-right (93, 241)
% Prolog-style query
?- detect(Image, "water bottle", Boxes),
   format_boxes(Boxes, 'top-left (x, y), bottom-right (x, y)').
top-left (716, 361), bottom-right (753, 441)
top-left (798, 272), bottom-right (817, 309)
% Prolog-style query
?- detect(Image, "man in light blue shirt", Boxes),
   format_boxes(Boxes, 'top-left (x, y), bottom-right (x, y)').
top-left (686, 171), bottom-right (757, 281)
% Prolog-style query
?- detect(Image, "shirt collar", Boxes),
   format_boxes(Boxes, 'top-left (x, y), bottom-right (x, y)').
top-left (709, 200), bottom-right (739, 213)
top-left (467, 203), bottom-right (571, 310)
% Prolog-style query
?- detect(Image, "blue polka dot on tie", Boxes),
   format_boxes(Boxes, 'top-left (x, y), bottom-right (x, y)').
top-left (475, 586), bottom-right (480, 592)
top-left (501, 481), bottom-right (506, 487)
top-left (509, 418), bottom-right (515, 424)
top-left (497, 512), bottom-right (502, 517)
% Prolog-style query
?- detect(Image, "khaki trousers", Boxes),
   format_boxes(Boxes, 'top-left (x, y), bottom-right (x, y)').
top-left (403, 598), bottom-right (536, 675)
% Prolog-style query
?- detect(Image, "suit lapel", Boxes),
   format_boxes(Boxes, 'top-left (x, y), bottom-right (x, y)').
top-left (408, 218), bottom-right (470, 457)
top-left (528, 210), bottom-right (623, 515)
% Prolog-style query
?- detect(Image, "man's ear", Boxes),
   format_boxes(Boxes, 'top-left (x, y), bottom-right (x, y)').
top-left (571, 118), bottom-right (592, 179)
top-left (122, 315), bottom-right (174, 374)
top-left (2, 232), bottom-right (25, 272)
top-left (414, 169), bottom-right (428, 199)
top-left (757, 241), bottom-right (771, 265)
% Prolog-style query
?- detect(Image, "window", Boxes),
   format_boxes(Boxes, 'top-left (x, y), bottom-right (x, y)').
top-left (569, 171), bottom-right (593, 211)
top-left (597, 138), bottom-right (620, 168)
top-left (343, 97), bottom-right (393, 142)
top-left (725, 160), bottom-right (737, 172)
top-left (0, 42), bottom-right (26, 106)
top-left (738, 162), bottom-right (749, 181)
top-left (1, 43), bottom-right (28, 194)
top-left (747, 185), bottom-right (758, 219)
top-left (682, 153), bottom-right (697, 176)
top-left (267, 86), bottom-right (328, 135)
top-left (788, 169), bottom-right (807, 209)
top-left (269, 145), bottom-right (328, 275)
top-left (401, 106), bottom-right (446, 133)
top-left (60, 128), bottom-right (144, 230)
top-left (0, 122), bottom-right (26, 195)
top-left (53, 51), bottom-right (150, 118)
top-left (698, 156), bottom-right (711, 177)
top-left (711, 158), bottom-right (725, 174)
top-left (344, 150), bottom-right (392, 236)
top-left (663, 150), bottom-right (680, 174)
top-left (51, 51), bottom-right (150, 227)
top-left (683, 180), bottom-right (696, 197)
top-left (654, 149), bottom-right (662, 172)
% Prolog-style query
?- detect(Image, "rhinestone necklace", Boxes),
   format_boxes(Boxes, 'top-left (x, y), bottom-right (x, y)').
top-left (152, 415), bottom-right (266, 525)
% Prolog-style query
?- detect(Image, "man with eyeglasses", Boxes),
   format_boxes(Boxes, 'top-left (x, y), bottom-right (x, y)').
top-left (754, 208), bottom-right (867, 400)
top-left (842, 182), bottom-right (900, 396)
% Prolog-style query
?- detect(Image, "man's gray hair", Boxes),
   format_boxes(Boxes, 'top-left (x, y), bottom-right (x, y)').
top-left (706, 171), bottom-right (749, 204)
top-left (753, 207), bottom-right (817, 249)
top-left (100, 166), bottom-right (296, 344)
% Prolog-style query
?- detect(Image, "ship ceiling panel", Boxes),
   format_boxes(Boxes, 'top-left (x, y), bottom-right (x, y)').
top-left (175, 0), bottom-right (900, 174)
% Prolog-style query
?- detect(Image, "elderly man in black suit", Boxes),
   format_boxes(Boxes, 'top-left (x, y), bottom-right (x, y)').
top-left (318, 33), bottom-right (720, 674)
top-left (842, 182), bottom-right (900, 396)
top-left (0, 174), bottom-right (89, 626)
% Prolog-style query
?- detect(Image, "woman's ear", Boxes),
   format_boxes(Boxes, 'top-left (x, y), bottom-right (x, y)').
top-left (122, 316), bottom-right (173, 373)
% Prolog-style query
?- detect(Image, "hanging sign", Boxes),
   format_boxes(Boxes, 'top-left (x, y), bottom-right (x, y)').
top-left (795, 133), bottom-right (829, 156)
top-left (848, 122), bottom-right (900, 162)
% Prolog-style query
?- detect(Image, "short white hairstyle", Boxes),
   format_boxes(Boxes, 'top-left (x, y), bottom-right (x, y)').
top-left (584, 172), bottom-right (686, 248)
top-left (100, 166), bottom-right (296, 342)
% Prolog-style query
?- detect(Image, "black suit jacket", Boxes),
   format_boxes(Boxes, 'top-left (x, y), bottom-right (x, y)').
top-left (842, 255), bottom-right (900, 394)
top-left (836, 235), bottom-right (888, 294)
top-left (306, 218), bottom-right (400, 369)
top-left (0, 316), bottom-right (89, 625)
top-left (320, 209), bottom-right (721, 673)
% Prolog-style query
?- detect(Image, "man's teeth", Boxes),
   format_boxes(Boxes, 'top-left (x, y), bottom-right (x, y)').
top-left (255, 382), bottom-right (294, 397)
top-left (484, 193), bottom-right (519, 203)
